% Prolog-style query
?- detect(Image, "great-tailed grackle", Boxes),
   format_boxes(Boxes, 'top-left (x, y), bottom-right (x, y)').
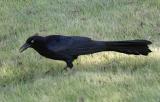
top-left (20, 34), bottom-right (152, 70)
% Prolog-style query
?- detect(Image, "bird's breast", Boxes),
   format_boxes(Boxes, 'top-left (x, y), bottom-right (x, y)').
top-left (37, 49), bottom-right (66, 60)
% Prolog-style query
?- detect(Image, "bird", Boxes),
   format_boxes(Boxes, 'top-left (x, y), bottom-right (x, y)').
top-left (20, 34), bottom-right (152, 70)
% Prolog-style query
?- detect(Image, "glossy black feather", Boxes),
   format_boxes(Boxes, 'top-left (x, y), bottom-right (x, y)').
top-left (21, 35), bottom-right (152, 69)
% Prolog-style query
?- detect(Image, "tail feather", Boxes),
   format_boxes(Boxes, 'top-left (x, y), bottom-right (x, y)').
top-left (105, 40), bottom-right (152, 55)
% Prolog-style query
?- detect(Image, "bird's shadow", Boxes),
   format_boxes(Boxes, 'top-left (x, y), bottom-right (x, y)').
top-left (43, 53), bottom-right (156, 77)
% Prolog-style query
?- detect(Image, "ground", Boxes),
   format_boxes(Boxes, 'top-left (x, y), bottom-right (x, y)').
top-left (0, 0), bottom-right (160, 102)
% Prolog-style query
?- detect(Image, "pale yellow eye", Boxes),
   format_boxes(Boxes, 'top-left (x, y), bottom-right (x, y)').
top-left (31, 40), bottom-right (34, 43)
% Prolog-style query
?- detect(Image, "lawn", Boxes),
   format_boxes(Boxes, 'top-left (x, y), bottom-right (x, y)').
top-left (0, 0), bottom-right (160, 102)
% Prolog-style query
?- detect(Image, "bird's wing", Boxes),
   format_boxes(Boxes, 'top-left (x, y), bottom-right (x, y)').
top-left (46, 35), bottom-right (94, 53)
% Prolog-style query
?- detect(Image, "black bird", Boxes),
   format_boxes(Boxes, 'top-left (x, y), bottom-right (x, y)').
top-left (20, 34), bottom-right (152, 70)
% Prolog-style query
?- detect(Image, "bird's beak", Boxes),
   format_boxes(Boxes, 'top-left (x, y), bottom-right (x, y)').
top-left (19, 43), bottom-right (30, 53)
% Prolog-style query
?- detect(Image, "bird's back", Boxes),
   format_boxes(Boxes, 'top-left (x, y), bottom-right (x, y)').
top-left (45, 35), bottom-right (94, 54)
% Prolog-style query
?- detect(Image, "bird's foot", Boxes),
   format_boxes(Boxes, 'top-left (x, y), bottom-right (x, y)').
top-left (61, 67), bottom-right (76, 75)
top-left (61, 66), bottom-right (69, 73)
top-left (67, 68), bottom-right (77, 75)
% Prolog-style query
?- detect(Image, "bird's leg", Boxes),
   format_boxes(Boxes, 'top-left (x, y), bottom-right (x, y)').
top-left (61, 58), bottom-right (74, 73)
top-left (66, 61), bottom-right (73, 69)
top-left (61, 65), bottom-right (73, 74)
top-left (67, 60), bottom-right (77, 73)
top-left (63, 66), bottom-right (68, 71)
top-left (61, 61), bottom-right (73, 72)
top-left (63, 59), bottom-right (73, 70)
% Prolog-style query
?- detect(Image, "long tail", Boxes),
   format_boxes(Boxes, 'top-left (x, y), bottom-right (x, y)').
top-left (104, 40), bottom-right (152, 55)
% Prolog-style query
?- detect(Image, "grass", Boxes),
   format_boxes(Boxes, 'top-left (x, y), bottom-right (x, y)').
top-left (0, 0), bottom-right (160, 102)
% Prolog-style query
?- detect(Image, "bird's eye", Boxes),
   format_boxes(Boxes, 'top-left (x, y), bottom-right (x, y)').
top-left (31, 40), bottom-right (34, 43)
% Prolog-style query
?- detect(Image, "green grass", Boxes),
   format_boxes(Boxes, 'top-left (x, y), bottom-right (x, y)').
top-left (0, 0), bottom-right (160, 102)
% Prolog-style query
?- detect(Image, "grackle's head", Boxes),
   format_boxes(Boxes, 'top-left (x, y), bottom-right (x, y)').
top-left (19, 35), bottom-right (45, 53)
